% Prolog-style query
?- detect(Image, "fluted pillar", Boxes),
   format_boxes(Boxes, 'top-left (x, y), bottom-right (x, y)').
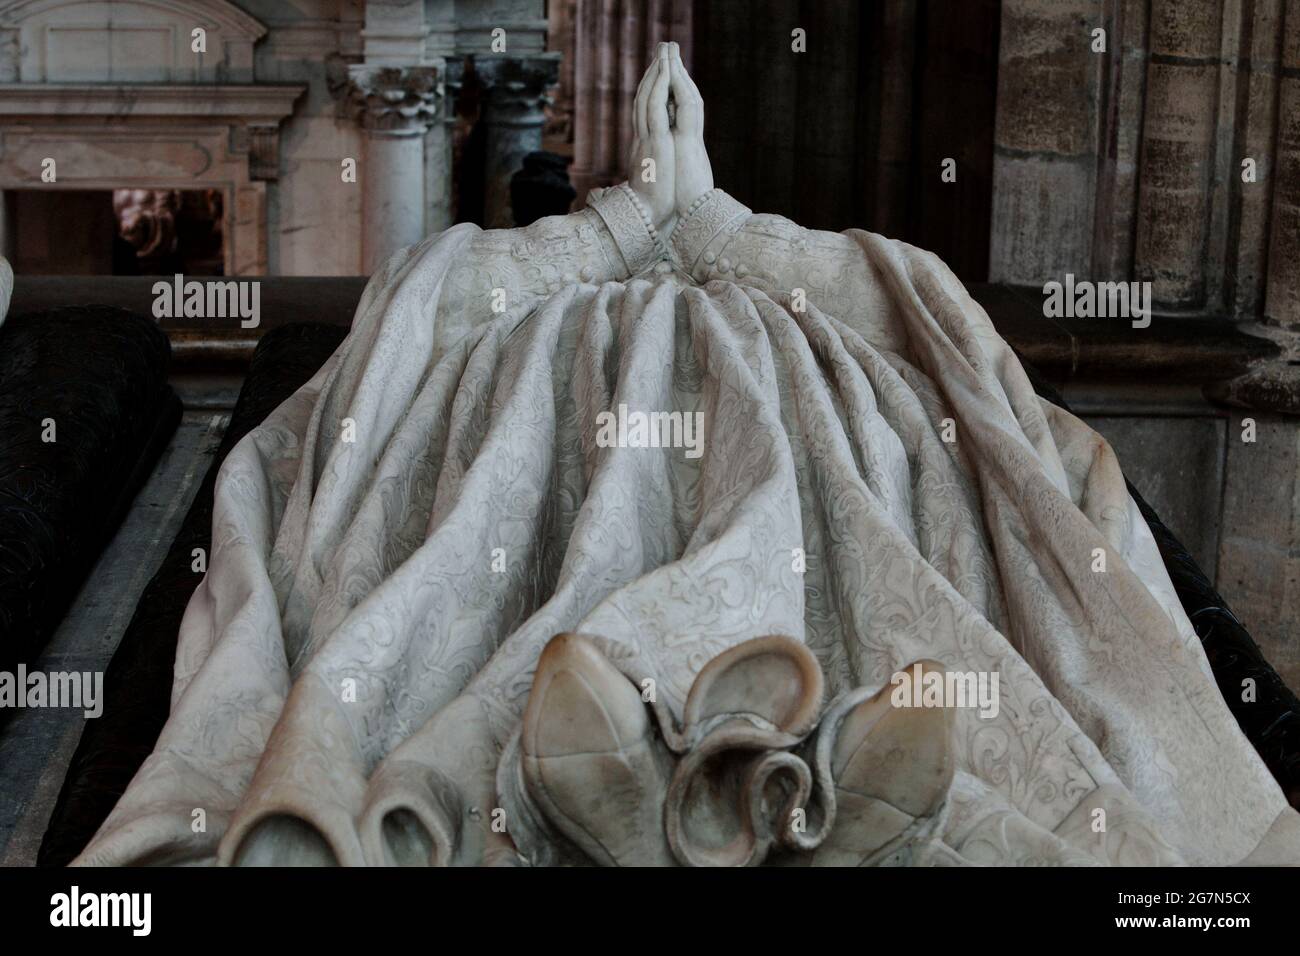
top-left (570, 0), bottom-right (693, 203)
top-left (334, 64), bottom-right (444, 272)
top-left (475, 54), bottom-right (561, 228)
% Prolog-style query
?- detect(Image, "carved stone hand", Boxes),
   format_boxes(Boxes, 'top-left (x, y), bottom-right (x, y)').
top-left (667, 43), bottom-right (714, 219)
top-left (627, 44), bottom-right (676, 235)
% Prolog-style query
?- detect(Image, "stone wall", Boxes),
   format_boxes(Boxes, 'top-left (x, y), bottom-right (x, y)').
top-left (992, 0), bottom-right (1300, 683)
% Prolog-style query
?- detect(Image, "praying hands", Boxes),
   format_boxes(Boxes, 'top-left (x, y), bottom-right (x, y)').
top-left (627, 42), bottom-right (715, 240)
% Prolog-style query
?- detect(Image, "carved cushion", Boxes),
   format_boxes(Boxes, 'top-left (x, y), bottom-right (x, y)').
top-left (0, 305), bottom-right (179, 697)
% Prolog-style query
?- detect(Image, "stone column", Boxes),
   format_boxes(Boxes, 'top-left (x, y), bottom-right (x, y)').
top-left (475, 54), bottom-right (561, 228)
top-left (1211, 0), bottom-right (1300, 407)
top-left (1132, 0), bottom-right (1223, 310)
top-left (1228, 0), bottom-right (1287, 321)
top-left (1265, 1), bottom-right (1300, 329)
top-left (1089, 0), bottom-right (1150, 283)
top-left (569, 0), bottom-right (693, 203)
top-left (425, 59), bottom-right (460, 236)
top-left (989, 0), bottom-right (1103, 285)
top-left (334, 63), bottom-right (444, 272)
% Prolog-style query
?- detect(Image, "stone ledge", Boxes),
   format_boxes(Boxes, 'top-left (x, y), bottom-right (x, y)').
top-left (0, 83), bottom-right (305, 120)
top-left (967, 283), bottom-right (1280, 387)
top-left (1204, 322), bottom-right (1300, 417)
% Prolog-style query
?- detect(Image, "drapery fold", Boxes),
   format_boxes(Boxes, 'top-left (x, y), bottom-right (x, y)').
top-left (75, 223), bottom-right (1300, 867)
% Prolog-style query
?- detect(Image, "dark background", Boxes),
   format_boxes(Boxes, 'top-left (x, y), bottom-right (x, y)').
top-left (694, 0), bottom-right (1001, 280)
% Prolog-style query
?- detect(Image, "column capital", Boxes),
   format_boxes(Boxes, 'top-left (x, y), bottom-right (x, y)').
top-left (473, 53), bottom-right (561, 126)
top-left (330, 61), bottom-right (445, 135)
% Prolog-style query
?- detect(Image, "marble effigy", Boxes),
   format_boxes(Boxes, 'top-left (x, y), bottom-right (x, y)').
top-left (74, 46), bottom-right (1300, 867)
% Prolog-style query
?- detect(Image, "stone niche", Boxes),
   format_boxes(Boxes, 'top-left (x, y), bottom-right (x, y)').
top-left (0, 0), bottom-right (302, 275)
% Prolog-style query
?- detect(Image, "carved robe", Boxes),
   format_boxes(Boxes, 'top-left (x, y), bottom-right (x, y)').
top-left (76, 187), bottom-right (1300, 866)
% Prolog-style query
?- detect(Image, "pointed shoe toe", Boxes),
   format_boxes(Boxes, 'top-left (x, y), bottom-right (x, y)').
top-left (815, 660), bottom-right (956, 866)
top-left (521, 632), bottom-right (675, 866)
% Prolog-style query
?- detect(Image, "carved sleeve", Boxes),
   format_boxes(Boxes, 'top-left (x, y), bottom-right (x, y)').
top-left (671, 188), bottom-right (890, 322)
top-left (437, 183), bottom-right (668, 329)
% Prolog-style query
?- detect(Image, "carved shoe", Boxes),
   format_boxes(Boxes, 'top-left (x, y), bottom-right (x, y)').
top-left (665, 635), bottom-right (826, 866)
top-left (520, 632), bottom-right (676, 866)
top-left (812, 659), bottom-right (956, 866)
